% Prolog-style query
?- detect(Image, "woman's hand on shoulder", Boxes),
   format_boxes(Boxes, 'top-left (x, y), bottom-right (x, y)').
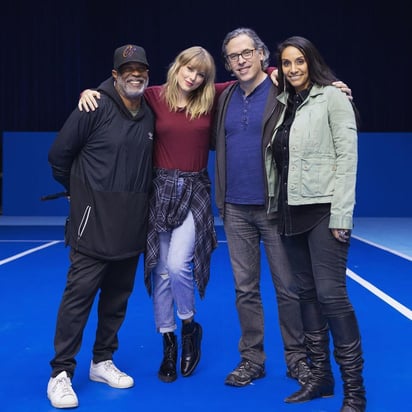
top-left (78, 90), bottom-right (101, 112)
top-left (270, 69), bottom-right (279, 86)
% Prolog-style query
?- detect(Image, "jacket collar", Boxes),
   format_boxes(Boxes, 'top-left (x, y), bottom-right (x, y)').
top-left (277, 83), bottom-right (324, 105)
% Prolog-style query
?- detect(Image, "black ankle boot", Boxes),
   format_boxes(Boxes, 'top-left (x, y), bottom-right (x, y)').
top-left (181, 321), bottom-right (202, 377)
top-left (329, 313), bottom-right (366, 412)
top-left (158, 332), bottom-right (177, 383)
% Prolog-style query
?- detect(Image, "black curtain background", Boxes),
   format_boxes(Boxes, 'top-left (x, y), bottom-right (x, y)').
top-left (0, 0), bottom-right (411, 211)
top-left (1, 0), bottom-right (411, 134)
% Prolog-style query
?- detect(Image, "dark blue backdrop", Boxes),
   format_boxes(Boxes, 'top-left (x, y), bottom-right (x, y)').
top-left (1, 1), bottom-right (411, 217)
top-left (2, 132), bottom-right (411, 217)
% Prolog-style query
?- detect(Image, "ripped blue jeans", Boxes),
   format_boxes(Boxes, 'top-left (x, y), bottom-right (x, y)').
top-left (152, 208), bottom-right (196, 333)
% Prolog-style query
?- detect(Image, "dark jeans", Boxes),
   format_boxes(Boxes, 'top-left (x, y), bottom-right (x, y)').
top-left (223, 203), bottom-right (306, 367)
top-left (50, 249), bottom-right (139, 377)
top-left (282, 215), bottom-right (354, 318)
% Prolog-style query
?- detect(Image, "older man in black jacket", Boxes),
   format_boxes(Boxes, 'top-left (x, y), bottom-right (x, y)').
top-left (47, 44), bottom-right (154, 409)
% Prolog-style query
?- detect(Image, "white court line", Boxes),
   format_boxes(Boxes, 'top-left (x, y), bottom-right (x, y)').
top-left (0, 239), bottom-right (63, 243)
top-left (347, 268), bottom-right (412, 320)
top-left (350, 235), bottom-right (412, 319)
top-left (2, 238), bottom-right (411, 320)
top-left (352, 235), bottom-right (412, 262)
top-left (220, 238), bottom-right (412, 321)
top-left (0, 240), bottom-right (62, 266)
top-left (222, 239), bottom-right (412, 319)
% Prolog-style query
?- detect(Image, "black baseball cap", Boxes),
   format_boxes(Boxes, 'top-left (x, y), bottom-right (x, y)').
top-left (113, 44), bottom-right (149, 70)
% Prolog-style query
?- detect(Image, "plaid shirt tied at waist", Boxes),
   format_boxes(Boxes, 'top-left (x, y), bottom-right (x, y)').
top-left (144, 168), bottom-right (218, 298)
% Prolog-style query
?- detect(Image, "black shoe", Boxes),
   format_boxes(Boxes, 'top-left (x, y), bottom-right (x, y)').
top-left (284, 378), bottom-right (334, 403)
top-left (286, 359), bottom-right (312, 385)
top-left (180, 322), bottom-right (202, 377)
top-left (224, 359), bottom-right (265, 387)
top-left (158, 332), bottom-right (177, 383)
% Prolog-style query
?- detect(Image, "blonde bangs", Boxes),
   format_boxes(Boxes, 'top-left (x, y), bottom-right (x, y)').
top-left (163, 47), bottom-right (216, 120)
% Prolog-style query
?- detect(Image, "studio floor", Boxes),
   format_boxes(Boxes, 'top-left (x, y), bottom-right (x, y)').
top-left (0, 216), bottom-right (411, 412)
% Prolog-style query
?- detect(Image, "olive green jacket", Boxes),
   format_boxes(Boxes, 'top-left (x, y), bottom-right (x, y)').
top-left (264, 84), bottom-right (358, 229)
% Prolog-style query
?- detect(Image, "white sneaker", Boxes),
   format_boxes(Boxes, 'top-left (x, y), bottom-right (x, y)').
top-left (47, 371), bottom-right (79, 409)
top-left (89, 360), bottom-right (134, 388)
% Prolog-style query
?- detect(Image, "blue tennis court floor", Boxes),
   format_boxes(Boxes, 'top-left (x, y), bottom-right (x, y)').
top-left (0, 217), bottom-right (411, 412)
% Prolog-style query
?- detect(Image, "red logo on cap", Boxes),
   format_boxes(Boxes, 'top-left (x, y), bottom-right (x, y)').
top-left (123, 45), bottom-right (137, 58)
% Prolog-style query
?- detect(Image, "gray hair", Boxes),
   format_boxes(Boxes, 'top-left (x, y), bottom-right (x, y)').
top-left (222, 27), bottom-right (270, 71)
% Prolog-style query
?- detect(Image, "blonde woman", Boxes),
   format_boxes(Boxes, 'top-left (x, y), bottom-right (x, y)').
top-left (79, 46), bottom-right (232, 383)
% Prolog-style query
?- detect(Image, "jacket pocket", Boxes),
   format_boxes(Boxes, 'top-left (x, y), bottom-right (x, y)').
top-left (300, 158), bottom-right (335, 197)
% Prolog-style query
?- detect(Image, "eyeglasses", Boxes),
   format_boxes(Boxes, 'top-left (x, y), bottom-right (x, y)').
top-left (226, 48), bottom-right (256, 63)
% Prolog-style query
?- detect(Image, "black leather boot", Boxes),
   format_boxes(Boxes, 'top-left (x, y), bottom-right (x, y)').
top-left (285, 301), bottom-right (334, 403)
top-left (158, 332), bottom-right (177, 383)
top-left (180, 321), bottom-right (202, 377)
top-left (329, 313), bottom-right (366, 412)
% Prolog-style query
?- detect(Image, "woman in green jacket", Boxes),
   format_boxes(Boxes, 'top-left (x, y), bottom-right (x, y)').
top-left (266, 36), bottom-right (365, 412)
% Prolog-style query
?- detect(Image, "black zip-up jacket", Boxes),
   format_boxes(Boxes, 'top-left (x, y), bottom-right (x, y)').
top-left (48, 79), bottom-right (155, 260)
top-left (212, 80), bottom-right (279, 218)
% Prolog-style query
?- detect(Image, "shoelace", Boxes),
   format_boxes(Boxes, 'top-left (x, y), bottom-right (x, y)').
top-left (182, 326), bottom-right (197, 353)
top-left (182, 334), bottom-right (194, 354)
top-left (239, 360), bottom-right (252, 370)
top-left (235, 360), bottom-right (254, 376)
top-left (102, 361), bottom-right (127, 378)
top-left (165, 345), bottom-right (176, 358)
top-left (53, 376), bottom-right (73, 394)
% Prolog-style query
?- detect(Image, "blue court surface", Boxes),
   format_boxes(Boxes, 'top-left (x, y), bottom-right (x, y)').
top-left (0, 217), bottom-right (411, 412)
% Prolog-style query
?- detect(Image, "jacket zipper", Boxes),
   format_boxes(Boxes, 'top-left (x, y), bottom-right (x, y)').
top-left (77, 205), bottom-right (91, 241)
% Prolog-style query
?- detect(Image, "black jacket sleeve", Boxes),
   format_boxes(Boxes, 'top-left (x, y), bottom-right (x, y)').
top-left (48, 105), bottom-right (97, 193)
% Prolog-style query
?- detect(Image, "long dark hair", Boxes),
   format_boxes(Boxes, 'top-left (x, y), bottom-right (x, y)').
top-left (275, 36), bottom-right (337, 94)
top-left (274, 36), bottom-right (360, 126)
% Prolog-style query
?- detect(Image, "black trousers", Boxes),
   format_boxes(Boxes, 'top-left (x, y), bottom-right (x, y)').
top-left (282, 215), bottom-right (354, 318)
top-left (50, 248), bottom-right (139, 378)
